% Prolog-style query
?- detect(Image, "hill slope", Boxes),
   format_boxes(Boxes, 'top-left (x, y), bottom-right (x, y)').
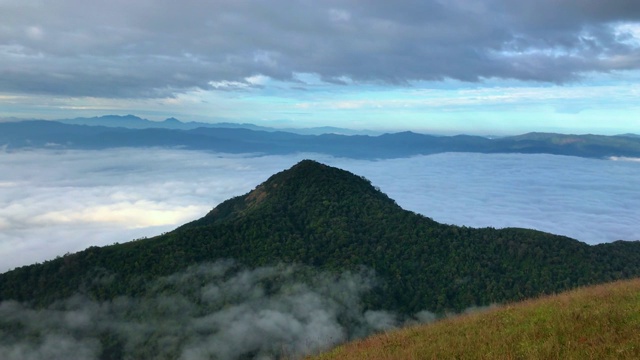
top-left (311, 278), bottom-right (640, 360)
top-left (1, 160), bottom-right (639, 316)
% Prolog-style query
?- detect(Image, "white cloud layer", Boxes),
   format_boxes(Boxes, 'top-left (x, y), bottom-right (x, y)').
top-left (1, 149), bottom-right (638, 272)
top-left (335, 153), bottom-right (640, 245)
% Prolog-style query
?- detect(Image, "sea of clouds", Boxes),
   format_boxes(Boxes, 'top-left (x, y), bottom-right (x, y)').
top-left (1, 148), bottom-right (639, 272)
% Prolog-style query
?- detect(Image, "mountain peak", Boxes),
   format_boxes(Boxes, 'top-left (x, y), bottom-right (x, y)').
top-left (97, 114), bottom-right (142, 120)
top-left (163, 117), bottom-right (181, 124)
top-left (260, 159), bottom-right (380, 196)
top-left (266, 159), bottom-right (333, 183)
top-left (283, 159), bottom-right (329, 174)
top-left (182, 159), bottom-right (397, 229)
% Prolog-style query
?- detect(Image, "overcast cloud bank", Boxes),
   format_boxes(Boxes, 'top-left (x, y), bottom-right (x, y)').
top-left (3, 1), bottom-right (640, 135)
top-left (2, 0), bottom-right (640, 98)
top-left (1, 149), bottom-right (638, 272)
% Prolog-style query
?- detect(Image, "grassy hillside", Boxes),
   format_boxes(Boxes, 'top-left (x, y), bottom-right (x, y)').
top-left (312, 278), bottom-right (640, 360)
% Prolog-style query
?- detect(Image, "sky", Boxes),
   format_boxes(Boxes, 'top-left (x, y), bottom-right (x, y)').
top-left (1, 149), bottom-right (638, 272)
top-left (1, 0), bottom-right (640, 135)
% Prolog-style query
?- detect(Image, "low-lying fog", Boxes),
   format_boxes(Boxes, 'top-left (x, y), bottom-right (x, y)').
top-left (1, 148), bottom-right (638, 272)
top-left (1, 260), bottom-right (412, 360)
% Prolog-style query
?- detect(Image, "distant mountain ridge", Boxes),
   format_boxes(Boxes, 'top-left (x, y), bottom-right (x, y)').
top-left (49, 114), bottom-right (379, 135)
top-left (1, 119), bottom-right (640, 159)
top-left (618, 133), bottom-right (640, 139)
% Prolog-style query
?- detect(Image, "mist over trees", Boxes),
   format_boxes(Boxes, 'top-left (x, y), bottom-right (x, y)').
top-left (1, 260), bottom-right (414, 360)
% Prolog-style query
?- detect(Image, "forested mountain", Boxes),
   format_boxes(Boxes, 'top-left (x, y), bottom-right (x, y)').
top-left (2, 120), bottom-right (640, 159)
top-left (2, 160), bottom-right (639, 315)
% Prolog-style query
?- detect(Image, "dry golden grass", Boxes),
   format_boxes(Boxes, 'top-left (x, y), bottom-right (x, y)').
top-left (310, 278), bottom-right (640, 360)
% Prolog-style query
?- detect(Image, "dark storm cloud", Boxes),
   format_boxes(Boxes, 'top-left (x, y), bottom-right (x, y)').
top-left (1, 0), bottom-right (639, 98)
